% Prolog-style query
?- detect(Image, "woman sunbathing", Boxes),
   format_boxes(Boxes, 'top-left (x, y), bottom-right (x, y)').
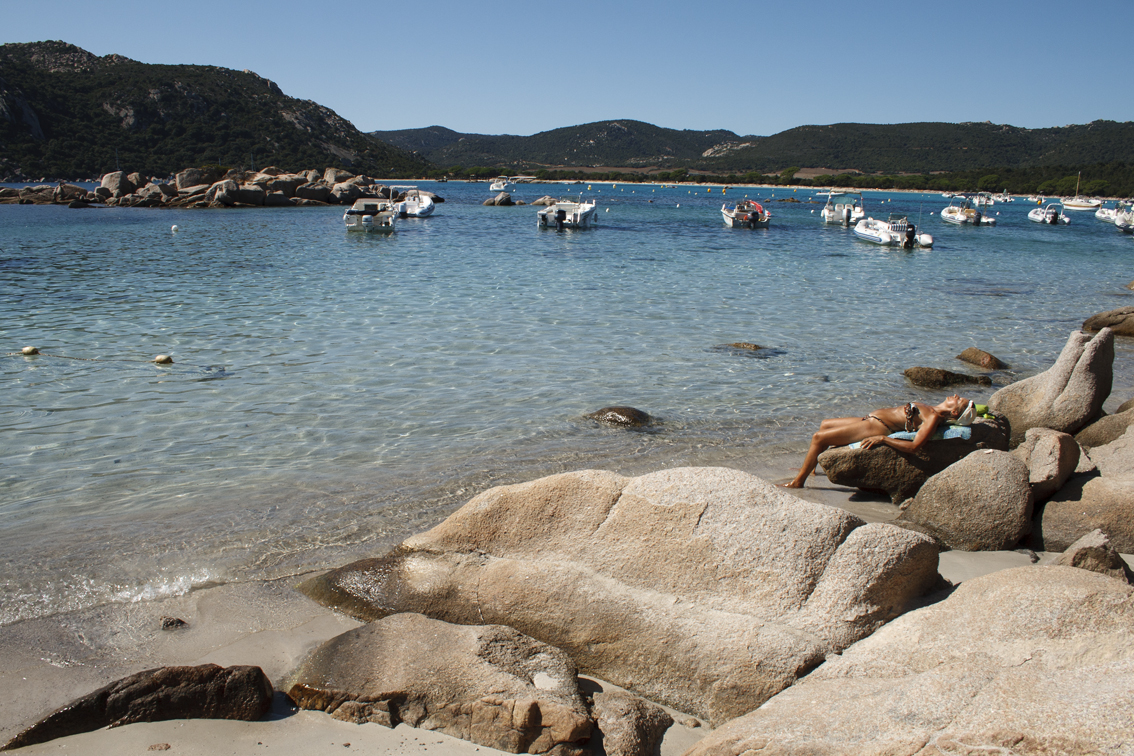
top-left (781, 394), bottom-right (973, 489)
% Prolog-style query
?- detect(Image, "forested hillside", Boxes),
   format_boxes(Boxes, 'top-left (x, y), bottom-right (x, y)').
top-left (0, 41), bottom-right (430, 180)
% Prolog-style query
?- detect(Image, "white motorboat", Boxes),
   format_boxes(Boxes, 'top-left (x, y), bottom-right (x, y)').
top-left (537, 197), bottom-right (597, 228)
top-left (391, 186), bottom-right (436, 218)
top-left (721, 199), bottom-right (770, 228)
top-left (940, 195), bottom-right (996, 226)
top-left (1028, 203), bottom-right (1070, 225)
top-left (853, 214), bottom-right (933, 248)
top-left (992, 190), bottom-right (1014, 203)
top-left (973, 191), bottom-right (995, 207)
top-left (343, 197), bottom-right (396, 232)
top-left (1063, 172), bottom-right (1101, 211)
top-left (489, 176), bottom-right (514, 192)
top-left (1095, 200), bottom-right (1130, 224)
top-left (1026, 195), bottom-right (1045, 204)
top-left (819, 192), bottom-right (864, 225)
top-left (1115, 203), bottom-right (1134, 234)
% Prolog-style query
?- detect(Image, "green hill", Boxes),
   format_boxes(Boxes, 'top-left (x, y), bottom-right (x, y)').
top-left (0, 40), bottom-right (431, 180)
top-left (372, 120), bottom-right (747, 171)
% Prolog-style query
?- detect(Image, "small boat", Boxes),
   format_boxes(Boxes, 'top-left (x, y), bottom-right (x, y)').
top-left (489, 176), bottom-right (514, 192)
top-left (1095, 200), bottom-right (1130, 224)
top-left (1026, 195), bottom-right (1045, 204)
top-left (992, 190), bottom-right (1014, 203)
top-left (973, 191), bottom-right (995, 207)
top-left (390, 186), bottom-right (436, 218)
top-left (853, 214), bottom-right (933, 248)
top-left (1115, 203), bottom-right (1134, 234)
top-left (1063, 172), bottom-right (1101, 211)
top-left (344, 198), bottom-right (396, 232)
top-left (537, 197), bottom-right (597, 229)
top-left (1028, 203), bottom-right (1070, 225)
top-left (819, 192), bottom-right (864, 225)
top-left (940, 195), bottom-right (996, 226)
top-left (721, 199), bottom-right (770, 228)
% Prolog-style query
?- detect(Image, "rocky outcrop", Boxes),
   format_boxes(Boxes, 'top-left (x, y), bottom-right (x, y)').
top-left (1083, 306), bottom-right (1134, 337)
top-left (956, 346), bottom-right (1007, 370)
top-left (100, 170), bottom-right (135, 198)
top-left (1051, 529), bottom-right (1133, 583)
top-left (903, 366), bottom-right (991, 389)
top-left (987, 328), bottom-right (1114, 446)
top-left (298, 467), bottom-right (939, 726)
top-left (485, 191), bottom-right (515, 206)
top-left (591, 692), bottom-right (672, 756)
top-left (1074, 407), bottom-right (1134, 448)
top-left (819, 416), bottom-right (1010, 504)
top-left (1034, 426), bottom-right (1134, 552)
top-left (896, 450), bottom-right (1033, 551)
top-left (1011, 427), bottom-right (1080, 501)
top-left (288, 613), bottom-right (591, 756)
top-left (1, 664), bottom-right (273, 751)
top-left (684, 567), bottom-right (1134, 756)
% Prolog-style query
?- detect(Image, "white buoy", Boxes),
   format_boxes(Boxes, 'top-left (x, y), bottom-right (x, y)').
top-left (171, 225), bottom-right (179, 233)
top-left (153, 354), bottom-right (173, 364)
top-left (21, 346), bottom-right (39, 355)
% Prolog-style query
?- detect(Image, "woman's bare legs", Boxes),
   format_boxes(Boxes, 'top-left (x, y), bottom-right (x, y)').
top-left (781, 416), bottom-right (881, 488)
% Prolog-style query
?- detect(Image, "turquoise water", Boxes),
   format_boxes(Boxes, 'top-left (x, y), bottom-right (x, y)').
top-left (2, 183), bottom-right (1132, 624)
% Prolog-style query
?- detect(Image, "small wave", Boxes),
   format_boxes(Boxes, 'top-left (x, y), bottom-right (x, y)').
top-left (112, 568), bottom-right (219, 604)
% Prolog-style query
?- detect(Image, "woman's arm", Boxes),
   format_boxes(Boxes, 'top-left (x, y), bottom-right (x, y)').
top-left (859, 410), bottom-right (943, 452)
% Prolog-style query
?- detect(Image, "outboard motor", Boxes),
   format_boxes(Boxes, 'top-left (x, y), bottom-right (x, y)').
top-left (1049, 210), bottom-right (1058, 225)
top-left (973, 211), bottom-right (982, 226)
top-left (555, 208), bottom-right (567, 230)
top-left (841, 206), bottom-right (851, 225)
top-left (904, 224), bottom-right (917, 249)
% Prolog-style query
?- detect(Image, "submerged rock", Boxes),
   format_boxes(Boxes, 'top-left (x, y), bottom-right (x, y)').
top-left (903, 366), bottom-right (991, 389)
top-left (585, 406), bottom-right (652, 427)
top-left (956, 346), bottom-right (1008, 370)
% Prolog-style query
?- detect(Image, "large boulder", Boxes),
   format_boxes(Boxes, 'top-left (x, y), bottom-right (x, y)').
top-left (1011, 427), bottom-right (1080, 501)
top-left (294, 182), bottom-right (331, 202)
top-left (1083, 306), bottom-right (1134, 337)
top-left (1075, 407), bottom-right (1134, 448)
top-left (956, 347), bottom-right (1007, 370)
top-left (684, 567), bottom-right (1134, 756)
top-left (228, 184), bottom-right (266, 206)
top-left (987, 328), bottom-right (1114, 447)
top-left (205, 179), bottom-right (239, 205)
top-left (1, 664), bottom-right (273, 751)
top-left (819, 416), bottom-right (1010, 504)
top-left (896, 450), bottom-right (1033, 550)
top-left (288, 613), bottom-right (591, 755)
top-left (299, 467), bottom-right (940, 725)
top-left (175, 167), bottom-right (205, 190)
top-left (1038, 475), bottom-right (1134, 553)
top-left (323, 167), bottom-right (354, 185)
top-left (591, 691), bottom-right (672, 756)
top-left (485, 191), bottom-right (515, 206)
top-left (99, 171), bottom-right (135, 198)
top-left (1051, 529), bottom-right (1134, 583)
top-left (330, 182), bottom-right (363, 204)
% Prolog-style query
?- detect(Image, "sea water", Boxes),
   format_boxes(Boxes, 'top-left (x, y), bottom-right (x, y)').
top-left (2, 183), bottom-right (1132, 625)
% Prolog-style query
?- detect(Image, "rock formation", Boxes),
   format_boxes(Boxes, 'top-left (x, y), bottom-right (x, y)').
top-left (298, 467), bottom-right (939, 725)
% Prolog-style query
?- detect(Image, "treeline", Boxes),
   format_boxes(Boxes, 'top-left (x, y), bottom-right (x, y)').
top-left (432, 164), bottom-right (1134, 197)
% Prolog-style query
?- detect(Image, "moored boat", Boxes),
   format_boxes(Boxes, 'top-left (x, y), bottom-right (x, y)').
top-left (1115, 203), bottom-right (1134, 234)
top-left (1028, 203), bottom-right (1070, 225)
top-left (489, 176), bottom-right (514, 192)
top-left (391, 186), bottom-right (436, 218)
top-left (1063, 172), bottom-right (1101, 211)
top-left (973, 191), bottom-right (995, 207)
top-left (819, 192), bottom-right (864, 225)
top-left (853, 214), bottom-right (933, 248)
top-left (537, 197), bottom-right (597, 228)
top-left (1095, 200), bottom-right (1130, 224)
top-left (940, 195), bottom-right (996, 226)
top-left (343, 198), bottom-right (396, 232)
top-left (721, 199), bottom-right (770, 228)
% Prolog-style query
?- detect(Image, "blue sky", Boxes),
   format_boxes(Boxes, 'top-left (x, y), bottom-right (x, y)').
top-left (4, 0), bottom-right (1130, 137)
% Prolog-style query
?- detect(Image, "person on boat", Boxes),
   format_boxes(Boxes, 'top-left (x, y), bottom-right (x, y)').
top-left (780, 394), bottom-right (973, 489)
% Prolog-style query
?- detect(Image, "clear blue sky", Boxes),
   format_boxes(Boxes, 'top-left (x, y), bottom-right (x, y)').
top-left (4, 0), bottom-right (1130, 137)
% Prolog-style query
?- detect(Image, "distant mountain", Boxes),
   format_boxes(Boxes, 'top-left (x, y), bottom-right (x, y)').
top-left (372, 120), bottom-right (1134, 175)
top-left (0, 41), bottom-right (431, 180)
top-left (371, 120), bottom-right (752, 170)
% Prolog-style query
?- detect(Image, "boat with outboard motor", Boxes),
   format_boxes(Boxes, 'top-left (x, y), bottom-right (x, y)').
top-left (343, 197), bottom-right (396, 232)
top-left (489, 176), bottom-right (514, 192)
top-left (390, 186), bottom-right (436, 218)
top-left (1095, 200), bottom-right (1130, 224)
top-left (973, 191), bottom-right (995, 207)
top-left (537, 197), bottom-right (597, 229)
top-left (1114, 203), bottom-right (1134, 234)
top-left (721, 199), bottom-right (770, 228)
top-left (940, 194), bottom-right (996, 226)
top-left (1028, 203), bottom-right (1070, 225)
top-left (853, 214), bottom-right (933, 248)
top-left (819, 192), bottom-right (864, 225)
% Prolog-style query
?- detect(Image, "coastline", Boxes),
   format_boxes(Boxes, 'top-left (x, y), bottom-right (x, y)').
top-left (0, 450), bottom-right (1058, 756)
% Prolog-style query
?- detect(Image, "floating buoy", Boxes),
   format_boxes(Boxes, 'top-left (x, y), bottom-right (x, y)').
top-left (676, 204), bottom-right (680, 208)
top-left (153, 354), bottom-right (174, 364)
top-left (605, 208), bottom-right (609, 212)
top-left (21, 346), bottom-right (39, 355)
top-left (171, 225), bottom-right (179, 233)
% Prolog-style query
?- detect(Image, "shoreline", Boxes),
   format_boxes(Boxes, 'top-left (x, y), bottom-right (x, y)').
top-left (0, 449), bottom-right (1080, 755)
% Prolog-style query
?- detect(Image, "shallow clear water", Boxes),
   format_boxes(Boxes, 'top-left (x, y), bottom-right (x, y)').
top-left (2, 183), bottom-right (1132, 624)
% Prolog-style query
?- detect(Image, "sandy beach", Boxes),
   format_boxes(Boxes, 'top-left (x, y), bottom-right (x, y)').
top-left (0, 452), bottom-right (1061, 756)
